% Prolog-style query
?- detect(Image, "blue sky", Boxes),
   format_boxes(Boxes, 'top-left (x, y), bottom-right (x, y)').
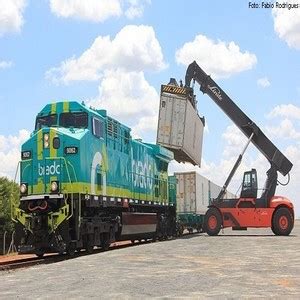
top-left (0, 0), bottom-right (300, 215)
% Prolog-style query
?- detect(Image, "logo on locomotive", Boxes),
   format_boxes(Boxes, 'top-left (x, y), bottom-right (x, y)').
top-left (38, 162), bottom-right (61, 176)
top-left (132, 159), bottom-right (153, 189)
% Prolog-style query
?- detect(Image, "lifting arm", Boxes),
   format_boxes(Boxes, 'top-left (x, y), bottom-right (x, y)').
top-left (184, 61), bottom-right (293, 177)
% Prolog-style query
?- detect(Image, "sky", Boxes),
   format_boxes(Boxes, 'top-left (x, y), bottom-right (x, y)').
top-left (0, 0), bottom-right (299, 216)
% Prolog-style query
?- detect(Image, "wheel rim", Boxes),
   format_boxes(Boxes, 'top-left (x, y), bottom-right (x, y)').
top-left (279, 215), bottom-right (288, 230)
top-left (208, 215), bottom-right (217, 230)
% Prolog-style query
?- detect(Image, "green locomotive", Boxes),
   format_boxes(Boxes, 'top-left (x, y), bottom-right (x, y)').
top-left (12, 101), bottom-right (176, 256)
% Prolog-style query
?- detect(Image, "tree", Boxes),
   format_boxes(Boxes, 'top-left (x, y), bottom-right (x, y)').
top-left (0, 177), bottom-right (18, 237)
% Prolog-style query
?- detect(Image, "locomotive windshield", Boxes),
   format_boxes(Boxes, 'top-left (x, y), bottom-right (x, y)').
top-left (35, 114), bottom-right (57, 130)
top-left (59, 112), bottom-right (88, 128)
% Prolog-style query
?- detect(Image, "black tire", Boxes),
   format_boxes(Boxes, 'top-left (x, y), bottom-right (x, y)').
top-left (204, 208), bottom-right (222, 236)
top-left (271, 207), bottom-right (294, 236)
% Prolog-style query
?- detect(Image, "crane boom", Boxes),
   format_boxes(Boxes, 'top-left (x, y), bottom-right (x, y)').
top-left (185, 61), bottom-right (293, 176)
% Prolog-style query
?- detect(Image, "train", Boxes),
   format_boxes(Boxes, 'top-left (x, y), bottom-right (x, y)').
top-left (12, 101), bottom-right (228, 257)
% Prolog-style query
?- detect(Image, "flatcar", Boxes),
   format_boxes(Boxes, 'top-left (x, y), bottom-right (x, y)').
top-left (12, 101), bottom-right (177, 256)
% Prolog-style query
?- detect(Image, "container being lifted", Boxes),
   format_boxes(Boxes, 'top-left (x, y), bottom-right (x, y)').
top-left (156, 79), bottom-right (205, 166)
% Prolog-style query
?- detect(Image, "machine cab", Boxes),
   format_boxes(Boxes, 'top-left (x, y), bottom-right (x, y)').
top-left (240, 169), bottom-right (257, 199)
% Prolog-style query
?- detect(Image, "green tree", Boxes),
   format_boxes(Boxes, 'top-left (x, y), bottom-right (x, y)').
top-left (0, 177), bottom-right (18, 237)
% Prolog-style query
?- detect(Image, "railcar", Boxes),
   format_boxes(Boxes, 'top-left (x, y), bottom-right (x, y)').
top-left (12, 101), bottom-right (176, 256)
top-left (168, 172), bottom-right (236, 235)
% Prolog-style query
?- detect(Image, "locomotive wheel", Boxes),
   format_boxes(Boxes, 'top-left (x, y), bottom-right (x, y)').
top-left (67, 242), bottom-right (76, 256)
top-left (35, 249), bottom-right (45, 258)
top-left (196, 225), bottom-right (202, 233)
top-left (101, 233), bottom-right (110, 251)
top-left (85, 234), bottom-right (94, 254)
top-left (271, 207), bottom-right (293, 236)
top-left (204, 208), bottom-right (222, 236)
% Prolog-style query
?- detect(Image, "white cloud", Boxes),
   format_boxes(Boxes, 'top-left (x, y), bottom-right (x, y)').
top-left (46, 25), bottom-right (166, 84)
top-left (272, 1), bottom-right (300, 49)
top-left (175, 34), bottom-right (257, 79)
top-left (49, 0), bottom-right (150, 22)
top-left (267, 104), bottom-right (300, 120)
top-left (257, 77), bottom-right (271, 88)
top-left (221, 124), bottom-right (247, 158)
top-left (88, 69), bottom-right (159, 140)
top-left (125, 0), bottom-right (150, 19)
top-left (0, 60), bottom-right (13, 70)
top-left (266, 119), bottom-right (300, 140)
top-left (50, 0), bottom-right (122, 22)
top-left (0, 0), bottom-right (26, 36)
top-left (0, 129), bottom-right (30, 179)
top-left (266, 104), bottom-right (300, 140)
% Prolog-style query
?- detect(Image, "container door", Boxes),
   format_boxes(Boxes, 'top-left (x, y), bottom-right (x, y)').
top-left (184, 173), bottom-right (191, 213)
top-left (190, 173), bottom-right (196, 213)
top-left (176, 174), bottom-right (185, 213)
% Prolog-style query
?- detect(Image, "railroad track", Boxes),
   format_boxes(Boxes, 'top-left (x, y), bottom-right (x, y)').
top-left (0, 241), bottom-right (136, 271)
top-left (0, 255), bottom-right (62, 271)
top-left (0, 232), bottom-right (201, 271)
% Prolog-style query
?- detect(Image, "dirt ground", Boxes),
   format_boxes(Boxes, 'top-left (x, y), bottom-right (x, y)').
top-left (0, 221), bottom-right (299, 299)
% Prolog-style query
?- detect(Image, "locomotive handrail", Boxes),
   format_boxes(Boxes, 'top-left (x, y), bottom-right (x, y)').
top-left (67, 160), bottom-right (78, 182)
top-left (45, 156), bottom-right (75, 221)
top-left (21, 160), bottom-right (32, 177)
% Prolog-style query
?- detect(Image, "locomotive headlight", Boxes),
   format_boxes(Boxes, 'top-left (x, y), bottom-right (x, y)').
top-left (44, 133), bottom-right (49, 148)
top-left (51, 181), bottom-right (59, 193)
top-left (20, 183), bottom-right (27, 194)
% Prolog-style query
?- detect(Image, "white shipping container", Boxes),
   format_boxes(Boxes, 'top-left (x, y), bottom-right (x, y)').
top-left (175, 172), bottom-right (210, 214)
top-left (157, 85), bottom-right (204, 166)
top-left (175, 171), bottom-right (237, 215)
top-left (209, 181), bottom-right (222, 203)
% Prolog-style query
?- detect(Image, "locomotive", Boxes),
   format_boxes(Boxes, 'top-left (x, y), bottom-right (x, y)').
top-left (12, 101), bottom-right (177, 256)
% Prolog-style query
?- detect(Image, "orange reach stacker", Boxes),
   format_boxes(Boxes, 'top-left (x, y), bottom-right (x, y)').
top-left (184, 61), bottom-right (294, 235)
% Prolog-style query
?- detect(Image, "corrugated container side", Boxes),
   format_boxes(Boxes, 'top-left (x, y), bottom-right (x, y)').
top-left (209, 181), bottom-right (222, 203)
top-left (157, 93), bottom-right (184, 147)
top-left (175, 171), bottom-right (236, 214)
top-left (183, 102), bottom-right (204, 166)
top-left (157, 88), bottom-right (204, 166)
top-left (176, 173), bottom-right (185, 213)
top-left (195, 173), bottom-right (210, 214)
top-left (183, 173), bottom-right (191, 212)
top-left (189, 173), bottom-right (196, 212)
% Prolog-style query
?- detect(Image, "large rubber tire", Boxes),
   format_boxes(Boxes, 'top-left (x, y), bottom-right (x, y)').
top-left (204, 208), bottom-right (222, 236)
top-left (271, 207), bottom-right (294, 236)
